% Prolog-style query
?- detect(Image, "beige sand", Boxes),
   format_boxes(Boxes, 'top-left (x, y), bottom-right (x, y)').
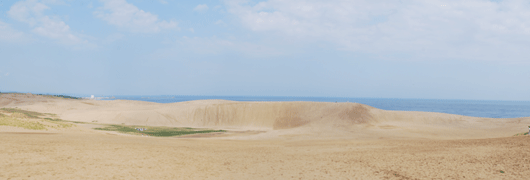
top-left (1, 94), bottom-right (529, 179)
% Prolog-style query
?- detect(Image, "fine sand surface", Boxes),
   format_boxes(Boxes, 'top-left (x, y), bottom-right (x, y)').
top-left (1, 94), bottom-right (530, 179)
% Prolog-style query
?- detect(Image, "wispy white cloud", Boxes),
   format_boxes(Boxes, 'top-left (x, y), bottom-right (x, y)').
top-left (94, 0), bottom-right (178, 33)
top-left (225, 0), bottom-right (530, 62)
top-left (215, 20), bottom-right (227, 27)
top-left (31, 16), bottom-right (81, 43)
top-left (167, 36), bottom-right (284, 57)
top-left (158, 0), bottom-right (168, 5)
top-left (193, 4), bottom-right (209, 12)
top-left (103, 33), bottom-right (125, 44)
top-left (7, 0), bottom-right (85, 44)
top-left (7, 0), bottom-right (48, 26)
top-left (0, 20), bottom-right (28, 42)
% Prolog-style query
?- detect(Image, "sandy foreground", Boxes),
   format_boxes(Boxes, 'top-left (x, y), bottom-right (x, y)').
top-left (1, 94), bottom-right (530, 179)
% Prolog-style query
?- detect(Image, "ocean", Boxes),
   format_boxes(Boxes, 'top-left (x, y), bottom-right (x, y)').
top-left (109, 96), bottom-right (530, 118)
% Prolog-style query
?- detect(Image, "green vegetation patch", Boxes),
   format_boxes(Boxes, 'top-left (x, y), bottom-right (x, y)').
top-left (0, 116), bottom-right (47, 130)
top-left (0, 108), bottom-right (75, 130)
top-left (70, 121), bottom-right (87, 124)
top-left (50, 94), bottom-right (80, 99)
top-left (44, 113), bottom-right (57, 117)
top-left (32, 94), bottom-right (80, 99)
top-left (94, 125), bottom-right (225, 137)
top-left (43, 118), bottom-right (73, 128)
top-left (0, 108), bottom-right (44, 118)
top-left (513, 132), bottom-right (529, 136)
top-left (44, 118), bottom-right (65, 122)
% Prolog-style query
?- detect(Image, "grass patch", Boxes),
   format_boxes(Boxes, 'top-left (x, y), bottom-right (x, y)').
top-left (44, 118), bottom-right (66, 122)
top-left (0, 116), bottom-right (47, 130)
top-left (44, 113), bottom-right (57, 117)
top-left (71, 121), bottom-right (87, 124)
top-left (94, 125), bottom-right (225, 137)
top-left (43, 117), bottom-right (85, 124)
top-left (49, 94), bottom-right (80, 99)
top-left (0, 92), bottom-right (80, 99)
top-left (0, 108), bottom-right (44, 118)
top-left (513, 132), bottom-right (529, 136)
top-left (43, 118), bottom-right (73, 128)
top-left (0, 108), bottom-right (75, 130)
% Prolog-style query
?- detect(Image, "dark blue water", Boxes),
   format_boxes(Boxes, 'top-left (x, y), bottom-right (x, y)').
top-left (111, 96), bottom-right (530, 118)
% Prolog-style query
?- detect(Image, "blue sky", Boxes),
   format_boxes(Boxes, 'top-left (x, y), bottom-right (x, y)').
top-left (0, 0), bottom-right (529, 101)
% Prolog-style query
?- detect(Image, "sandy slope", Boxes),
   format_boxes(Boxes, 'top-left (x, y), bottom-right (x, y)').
top-left (2, 132), bottom-right (529, 180)
top-left (1, 94), bottom-right (530, 179)
top-left (2, 94), bottom-right (529, 140)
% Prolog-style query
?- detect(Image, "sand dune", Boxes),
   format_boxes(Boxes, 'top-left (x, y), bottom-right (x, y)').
top-left (2, 94), bottom-right (530, 179)
top-left (2, 94), bottom-right (529, 140)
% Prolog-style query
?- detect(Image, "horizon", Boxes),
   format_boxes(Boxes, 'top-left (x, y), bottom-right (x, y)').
top-left (3, 91), bottom-right (530, 102)
top-left (1, 0), bottom-right (530, 101)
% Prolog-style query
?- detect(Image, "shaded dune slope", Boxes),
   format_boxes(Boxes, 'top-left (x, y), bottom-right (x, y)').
top-left (190, 102), bottom-right (374, 129)
top-left (2, 95), bottom-right (530, 139)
